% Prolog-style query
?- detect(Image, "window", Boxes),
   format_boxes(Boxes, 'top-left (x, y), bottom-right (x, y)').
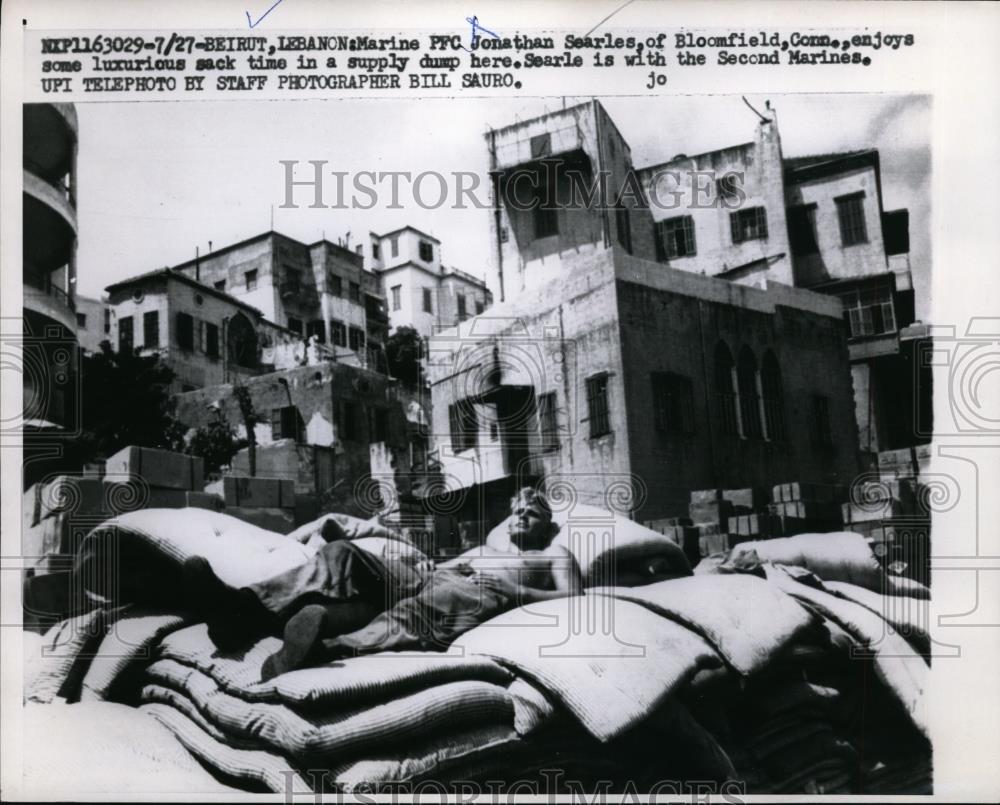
top-left (475, 300), bottom-right (485, 315)
top-left (76, 313), bottom-right (86, 327)
top-left (656, 216), bottom-right (697, 260)
top-left (287, 317), bottom-right (303, 335)
top-left (537, 391), bottom-right (559, 452)
top-left (650, 372), bottom-right (695, 435)
top-left (760, 352), bottom-right (785, 441)
top-left (176, 312), bottom-right (194, 351)
top-left (214, 279), bottom-right (226, 291)
top-left (350, 282), bottom-right (361, 303)
top-left (390, 236), bottom-right (399, 257)
top-left (348, 327), bottom-right (366, 352)
top-left (422, 287), bottom-right (433, 313)
top-left (328, 274), bottom-right (343, 297)
top-left (337, 400), bottom-right (361, 441)
top-left (205, 322), bottom-right (220, 358)
top-left (284, 267), bottom-right (302, 294)
top-left (244, 269), bottom-right (258, 291)
top-left (730, 207), bottom-right (768, 243)
top-left (391, 285), bottom-right (402, 311)
top-left (104, 308), bottom-right (111, 334)
top-left (419, 240), bottom-right (434, 263)
top-left (372, 242), bottom-right (381, 260)
top-left (714, 343), bottom-right (739, 437)
top-left (810, 394), bottom-right (833, 450)
top-left (839, 281), bottom-right (897, 338)
top-left (716, 173), bottom-right (742, 208)
top-left (787, 204), bottom-right (819, 256)
top-left (118, 316), bottom-right (133, 353)
top-left (533, 170), bottom-right (558, 239)
top-left (615, 202), bottom-right (633, 254)
top-left (457, 293), bottom-right (467, 321)
top-left (449, 399), bottom-right (478, 452)
top-left (330, 320), bottom-right (346, 347)
top-left (305, 320), bottom-right (325, 343)
top-left (836, 192), bottom-right (868, 246)
top-left (143, 310), bottom-right (159, 349)
top-left (585, 373), bottom-right (611, 438)
top-left (736, 347), bottom-right (763, 439)
top-left (270, 406), bottom-right (303, 442)
top-left (370, 408), bottom-right (389, 443)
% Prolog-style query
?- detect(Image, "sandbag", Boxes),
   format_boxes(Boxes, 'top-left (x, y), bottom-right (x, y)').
top-left (726, 532), bottom-right (884, 592)
top-left (286, 512), bottom-right (414, 547)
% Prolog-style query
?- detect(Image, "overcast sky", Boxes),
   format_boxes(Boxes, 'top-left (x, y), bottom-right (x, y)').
top-left (73, 93), bottom-right (931, 319)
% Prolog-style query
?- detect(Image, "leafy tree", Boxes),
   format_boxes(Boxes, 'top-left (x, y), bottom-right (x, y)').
top-left (386, 326), bottom-right (424, 387)
top-left (186, 418), bottom-right (246, 475)
top-left (74, 342), bottom-right (186, 465)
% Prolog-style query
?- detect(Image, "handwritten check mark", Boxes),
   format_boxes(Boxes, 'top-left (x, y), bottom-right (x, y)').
top-left (246, 0), bottom-right (284, 28)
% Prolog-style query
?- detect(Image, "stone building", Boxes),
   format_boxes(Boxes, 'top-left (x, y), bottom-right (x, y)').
top-left (426, 100), bottom-right (873, 527)
top-left (104, 269), bottom-right (306, 393)
top-left (168, 231), bottom-right (389, 372)
top-left (74, 294), bottom-right (111, 354)
top-left (358, 225), bottom-right (492, 338)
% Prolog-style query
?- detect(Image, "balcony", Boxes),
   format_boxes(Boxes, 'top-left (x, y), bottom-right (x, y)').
top-left (24, 276), bottom-right (77, 334)
top-left (24, 170), bottom-right (77, 274)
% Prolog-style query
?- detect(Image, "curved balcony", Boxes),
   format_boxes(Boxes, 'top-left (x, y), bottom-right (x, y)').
top-left (24, 104), bottom-right (76, 184)
top-left (24, 169), bottom-right (77, 274)
top-left (23, 281), bottom-right (78, 336)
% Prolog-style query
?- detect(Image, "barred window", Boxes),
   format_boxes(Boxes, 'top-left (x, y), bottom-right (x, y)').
top-left (586, 373), bottom-right (611, 439)
top-left (348, 327), bottom-right (366, 352)
top-left (736, 347), bottom-right (763, 440)
top-left (271, 406), bottom-right (303, 442)
top-left (714, 343), bottom-right (739, 437)
top-left (538, 391), bottom-right (559, 452)
top-left (422, 287), bottom-right (433, 313)
top-left (656, 216), bottom-right (697, 260)
top-left (836, 192), bottom-right (868, 246)
top-left (330, 320), bottom-right (346, 347)
top-left (760, 351), bottom-right (785, 441)
top-left (650, 372), bottom-right (695, 435)
top-left (730, 207), bottom-right (769, 243)
top-left (176, 312), bottom-right (194, 351)
top-left (839, 280), bottom-right (897, 338)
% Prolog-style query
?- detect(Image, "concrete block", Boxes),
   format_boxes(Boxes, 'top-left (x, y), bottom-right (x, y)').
top-left (722, 487), bottom-right (769, 510)
top-left (223, 476), bottom-right (295, 509)
top-left (102, 484), bottom-right (190, 514)
top-left (225, 506), bottom-right (296, 535)
top-left (689, 500), bottom-right (734, 526)
top-left (105, 446), bottom-right (204, 491)
top-left (38, 476), bottom-right (107, 521)
top-left (185, 491), bottom-right (225, 511)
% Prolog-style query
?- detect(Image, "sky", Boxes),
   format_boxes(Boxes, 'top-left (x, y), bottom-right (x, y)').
top-left (73, 93), bottom-right (931, 319)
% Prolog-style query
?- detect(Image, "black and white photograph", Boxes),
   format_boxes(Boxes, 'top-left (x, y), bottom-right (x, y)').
top-left (3, 1), bottom-right (999, 801)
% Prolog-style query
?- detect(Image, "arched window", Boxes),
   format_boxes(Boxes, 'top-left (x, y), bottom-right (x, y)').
top-left (227, 313), bottom-right (258, 369)
top-left (713, 342), bottom-right (739, 437)
top-left (736, 347), bottom-right (763, 439)
top-left (760, 351), bottom-right (785, 441)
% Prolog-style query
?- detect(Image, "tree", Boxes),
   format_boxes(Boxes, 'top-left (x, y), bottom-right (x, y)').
top-left (186, 418), bottom-right (246, 475)
top-left (74, 342), bottom-right (186, 465)
top-left (386, 326), bottom-right (424, 387)
top-left (232, 379), bottom-right (259, 477)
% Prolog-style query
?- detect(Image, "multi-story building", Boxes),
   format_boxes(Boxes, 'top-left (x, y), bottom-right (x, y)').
top-left (167, 231), bottom-right (389, 372)
top-left (23, 103), bottom-right (79, 433)
top-left (104, 269), bottom-right (305, 393)
top-left (428, 100), bottom-right (866, 526)
top-left (360, 226), bottom-right (492, 337)
top-left (75, 294), bottom-right (112, 354)
top-left (487, 99), bottom-right (928, 456)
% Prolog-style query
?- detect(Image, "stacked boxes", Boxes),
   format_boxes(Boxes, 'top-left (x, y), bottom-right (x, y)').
top-left (103, 446), bottom-right (206, 513)
top-left (769, 482), bottom-right (844, 535)
top-left (842, 479), bottom-right (920, 525)
top-left (644, 517), bottom-right (701, 567)
top-left (222, 475), bottom-right (296, 534)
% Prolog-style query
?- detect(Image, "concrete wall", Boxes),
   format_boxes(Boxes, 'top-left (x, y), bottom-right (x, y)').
top-left (785, 164), bottom-right (888, 286)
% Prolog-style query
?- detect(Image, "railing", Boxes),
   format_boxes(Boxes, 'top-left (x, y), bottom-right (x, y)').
top-left (24, 275), bottom-right (75, 312)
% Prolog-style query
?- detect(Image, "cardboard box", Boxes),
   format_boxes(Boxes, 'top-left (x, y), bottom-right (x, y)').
top-left (105, 446), bottom-right (204, 491)
top-left (223, 476), bottom-right (295, 509)
top-left (226, 506), bottom-right (296, 534)
top-left (768, 500), bottom-right (842, 523)
top-left (102, 483), bottom-right (189, 514)
top-left (185, 491), bottom-right (225, 511)
top-left (722, 487), bottom-right (769, 510)
top-left (38, 476), bottom-right (107, 521)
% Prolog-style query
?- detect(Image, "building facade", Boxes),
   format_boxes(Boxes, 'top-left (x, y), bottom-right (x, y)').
top-left (74, 294), bottom-right (111, 354)
top-left (360, 226), bottom-right (492, 337)
top-left (168, 231), bottom-right (389, 372)
top-left (105, 269), bottom-right (306, 393)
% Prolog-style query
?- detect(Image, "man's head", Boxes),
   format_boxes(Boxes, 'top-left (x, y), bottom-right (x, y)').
top-left (507, 487), bottom-right (556, 550)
